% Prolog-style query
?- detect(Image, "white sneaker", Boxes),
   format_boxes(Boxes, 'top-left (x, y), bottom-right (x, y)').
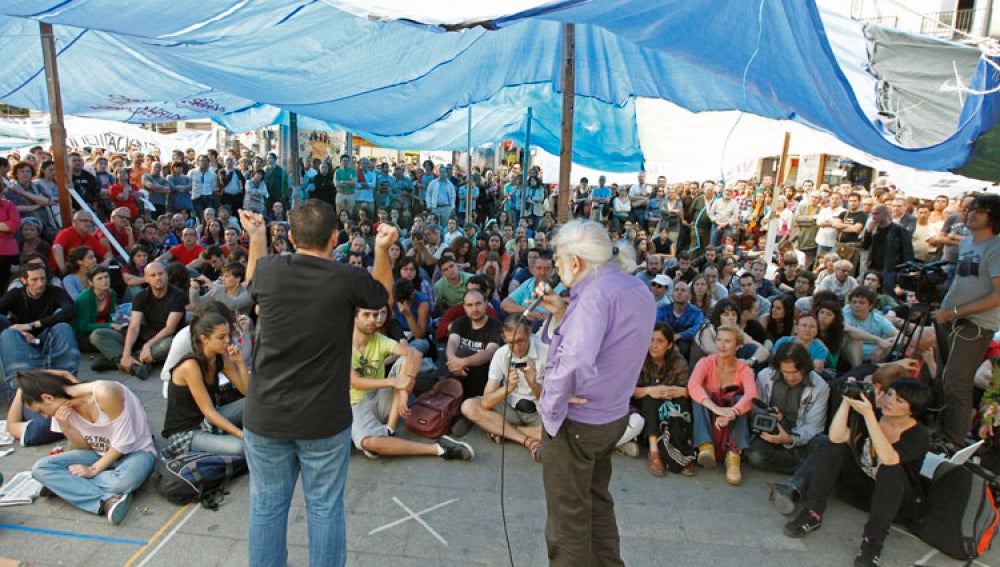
top-left (615, 440), bottom-right (640, 459)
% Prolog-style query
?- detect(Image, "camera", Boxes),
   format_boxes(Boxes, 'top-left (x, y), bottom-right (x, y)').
top-left (842, 380), bottom-right (876, 401)
top-left (750, 412), bottom-right (780, 435)
top-left (895, 260), bottom-right (948, 306)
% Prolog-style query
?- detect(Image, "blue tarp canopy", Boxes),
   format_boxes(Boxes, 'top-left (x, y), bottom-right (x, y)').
top-left (0, 0), bottom-right (997, 178)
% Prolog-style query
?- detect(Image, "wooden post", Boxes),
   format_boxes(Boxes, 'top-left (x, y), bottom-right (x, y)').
top-left (817, 153), bottom-right (828, 185)
top-left (764, 131), bottom-right (791, 267)
top-left (776, 131), bottom-right (791, 186)
top-left (557, 23), bottom-right (575, 224)
top-left (39, 23), bottom-right (73, 227)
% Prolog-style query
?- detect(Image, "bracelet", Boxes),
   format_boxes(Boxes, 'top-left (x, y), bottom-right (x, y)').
top-left (953, 306), bottom-right (959, 318)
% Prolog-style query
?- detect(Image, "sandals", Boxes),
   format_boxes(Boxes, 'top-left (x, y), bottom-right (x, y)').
top-left (523, 437), bottom-right (543, 462)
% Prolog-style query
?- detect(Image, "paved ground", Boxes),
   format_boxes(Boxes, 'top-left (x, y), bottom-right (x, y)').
top-left (0, 360), bottom-right (996, 566)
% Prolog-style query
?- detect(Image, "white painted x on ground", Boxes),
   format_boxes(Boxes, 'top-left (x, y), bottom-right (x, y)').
top-left (368, 497), bottom-right (459, 546)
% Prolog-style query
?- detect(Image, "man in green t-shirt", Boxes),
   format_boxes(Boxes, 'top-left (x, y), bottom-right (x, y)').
top-left (334, 154), bottom-right (357, 217)
top-left (350, 305), bottom-right (474, 460)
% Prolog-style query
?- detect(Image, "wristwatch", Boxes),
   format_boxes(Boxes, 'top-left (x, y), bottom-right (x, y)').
top-left (953, 306), bottom-right (959, 318)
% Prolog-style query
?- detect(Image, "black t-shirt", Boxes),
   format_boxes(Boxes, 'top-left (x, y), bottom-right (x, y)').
top-left (72, 170), bottom-right (100, 205)
top-left (744, 319), bottom-right (769, 345)
top-left (838, 210), bottom-right (868, 244)
top-left (132, 285), bottom-right (186, 344)
top-left (246, 254), bottom-right (389, 439)
top-left (652, 236), bottom-right (673, 255)
top-left (449, 315), bottom-right (503, 398)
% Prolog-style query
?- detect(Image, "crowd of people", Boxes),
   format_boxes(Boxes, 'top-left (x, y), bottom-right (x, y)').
top-left (0, 143), bottom-right (998, 567)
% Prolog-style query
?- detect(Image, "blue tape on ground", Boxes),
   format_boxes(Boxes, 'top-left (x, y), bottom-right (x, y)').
top-left (0, 523), bottom-right (147, 545)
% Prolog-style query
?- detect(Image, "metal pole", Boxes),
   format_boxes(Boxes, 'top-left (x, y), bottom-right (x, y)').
top-left (288, 112), bottom-right (301, 208)
top-left (39, 22), bottom-right (73, 227)
top-left (520, 107), bottom-right (532, 218)
top-left (345, 131), bottom-right (353, 158)
top-left (557, 23), bottom-right (575, 224)
top-left (466, 106), bottom-right (473, 226)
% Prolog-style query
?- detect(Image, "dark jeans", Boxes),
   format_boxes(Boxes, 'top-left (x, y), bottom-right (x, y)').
top-left (745, 434), bottom-right (826, 474)
top-left (797, 439), bottom-right (919, 544)
top-left (637, 396), bottom-right (665, 438)
top-left (542, 416), bottom-right (628, 567)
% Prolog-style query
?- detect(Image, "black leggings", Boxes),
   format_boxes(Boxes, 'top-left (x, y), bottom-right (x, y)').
top-left (801, 440), bottom-right (919, 544)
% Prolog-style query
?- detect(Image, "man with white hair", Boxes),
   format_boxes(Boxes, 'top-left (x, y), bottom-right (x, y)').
top-left (533, 219), bottom-right (655, 567)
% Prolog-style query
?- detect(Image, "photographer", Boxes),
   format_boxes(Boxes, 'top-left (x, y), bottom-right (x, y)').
top-left (933, 193), bottom-right (1000, 445)
top-left (777, 379), bottom-right (931, 567)
top-left (747, 343), bottom-right (828, 476)
top-left (459, 316), bottom-right (546, 461)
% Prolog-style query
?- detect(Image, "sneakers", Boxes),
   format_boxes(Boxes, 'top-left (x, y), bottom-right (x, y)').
top-left (784, 508), bottom-right (822, 538)
top-left (853, 538), bottom-right (883, 567)
top-left (724, 451), bottom-right (742, 485)
top-left (647, 450), bottom-right (666, 476)
top-left (697, 443), bottom-right (716, 469)
top-left (449, 417), bottom-right (472, 437)
top-left (769, 483), bottom-right (799, 516)
top-left (616, 440), bottom-right (640, 459)
top-left (130, 363), bottom-right (150, 380)
top-left (362, 449), bottom-right (380, 460)
top-left (103, 493), bottom-right (132, 525)
top-left (438, 436), bottom-right (475, 461)
top-left (91, 358), bottom-right (118, 372)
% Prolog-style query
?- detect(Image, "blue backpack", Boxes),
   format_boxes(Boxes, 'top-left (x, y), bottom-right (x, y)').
top-left (155, 452), bottom-right (248, 510)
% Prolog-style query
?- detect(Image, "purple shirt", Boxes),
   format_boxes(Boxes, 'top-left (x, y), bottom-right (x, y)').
top-left (539, 264), bottom-right (656, 436)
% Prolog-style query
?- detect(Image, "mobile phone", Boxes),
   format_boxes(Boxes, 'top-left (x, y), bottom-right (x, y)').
top-left (512, 361), bottom-right (527, 369)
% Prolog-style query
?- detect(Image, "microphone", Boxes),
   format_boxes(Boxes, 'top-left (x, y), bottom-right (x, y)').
top-left (751, 398), bottom-right (772, 412)
top-left (523, 274), bottom-right (561, 315)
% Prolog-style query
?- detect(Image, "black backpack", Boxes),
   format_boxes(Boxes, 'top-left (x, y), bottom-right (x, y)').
top-left (155, 452), bottom-right (248, 510)
top-left (910, 461), bottom-right (999, 560)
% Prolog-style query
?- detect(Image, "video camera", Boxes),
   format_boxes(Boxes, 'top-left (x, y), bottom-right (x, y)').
top-left (894, 260), bottom-right (948, 306)
top-left (750, 398), bottom-right (780, 435)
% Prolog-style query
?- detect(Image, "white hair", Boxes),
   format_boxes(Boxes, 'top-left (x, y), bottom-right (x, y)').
top-left (551, 219), bottom-right (637, 276)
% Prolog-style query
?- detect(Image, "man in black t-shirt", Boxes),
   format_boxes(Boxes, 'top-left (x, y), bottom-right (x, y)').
top-left (239, 200), bottom-right (397, 566)
top-left (832, 192), bottom-right (867, 271)
top-left (90, 262), bottom-right (185, 379)
top-left (447, 289), bottom-right (503, 399)
top-left (69, 153), bottom-right (99, 211)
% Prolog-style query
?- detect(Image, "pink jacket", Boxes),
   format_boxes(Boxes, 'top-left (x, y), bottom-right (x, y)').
top-left (0, 198), bottom-right (21, 256)
top-left (687, 354), bottom-right (758, 415)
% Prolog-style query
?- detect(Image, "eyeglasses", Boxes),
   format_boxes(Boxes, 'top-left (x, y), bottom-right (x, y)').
top-left (114, 215), bottom-right (130, 220)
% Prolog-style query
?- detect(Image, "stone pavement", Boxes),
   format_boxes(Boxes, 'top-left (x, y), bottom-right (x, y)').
top-left (0, 361), bottom-right (995, 566)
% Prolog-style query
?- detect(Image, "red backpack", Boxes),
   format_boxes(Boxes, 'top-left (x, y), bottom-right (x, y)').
top-left (404, 378), bottom-right (464, 439)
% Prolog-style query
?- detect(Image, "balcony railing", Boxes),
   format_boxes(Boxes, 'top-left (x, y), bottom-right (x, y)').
top-left (920, 8), bottom-right (976, 39)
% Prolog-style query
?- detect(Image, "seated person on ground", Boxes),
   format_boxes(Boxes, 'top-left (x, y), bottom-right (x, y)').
top-left (189, 261), bottom-right (252, 316)
top-left (351, 305), bottom-right (473, 460)
top-left (500, 252), bottom-right (566, 323)
top-left (161, 312), bottom-right (249, 459)
top-left (632, 323), bottom-right (692, 476)
top-left (460, 316), bottom-right (547, 461)
top-left (446, 289), bottom-right (503, 400)
top-left (434, 275), bottom-right (498, 342)
top-left (89, 262), bottom-right (185, 379)
top-left (693, 299), bottom-right (769, 367)
top-left (391, 277), bottom-right (431, 355)
top-left (655, 281), bottom-right (705, 359)
top-left (842, 287), bottom-right (897, 367)
top-left (73, 265), bottom-right (122, 354)
top-left (746, 342), bottom-right (829, 476)
top-left (0, 264), bottom-right (78, 404)
top-left (4, 370), bottom-right (77, 446)
top-left (687, 325), bottom-right (758, 485)
top-left (432, 256), bottom-right (471, 316)
top-left (773, 314), bottom-right (830, 373)
top-left (24, 370), bottom-right (157, 525)
top-left (776, 379), bottom-right (931, 567)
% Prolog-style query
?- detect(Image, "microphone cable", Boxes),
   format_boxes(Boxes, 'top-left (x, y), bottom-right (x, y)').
top-left (497, 274), bottom-right (558, 567)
